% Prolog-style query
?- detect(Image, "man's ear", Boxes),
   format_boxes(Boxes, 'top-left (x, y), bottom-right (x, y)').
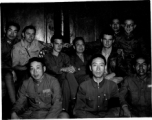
top-left (4, 26), bottom-right (6, 34)
top-left (148, 64), bottom-right (150, 70)
top-left (44, 66), bottom-right (46, 72)
top-left (22, 32), bottom-right (25, 38)
top-left (112, 38), bottom-right (115, 43)
top-left (89, 66), bottom-right (92, 72)
top-left (133, 65), bottom-right (135, 70)
top-left (50, 42), bottom-right (53, 47)
top-left (133, 24), bottom-right (137, 29)
top-left (101, 39), bottom-right (103, 43)
top-left (73, 45), bottom-right (75, 50)
top-left (110, 24), bottom-right (112, 27)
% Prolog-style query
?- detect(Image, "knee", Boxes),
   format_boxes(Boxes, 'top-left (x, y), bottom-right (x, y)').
top-left (58, 111), bottom-right (69, 118)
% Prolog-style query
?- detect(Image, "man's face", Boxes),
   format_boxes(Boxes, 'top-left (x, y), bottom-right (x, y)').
top-left (30, 61), bottom-right (45, 81)
top-left (90, 57), bottom-right (105, 78)
top-left (135, 58), bottom-right (148, 76)
top-left (111, 19), bottom-right (120, 33)
top-left (124, 19), bottom-right (135, 34)
top-left (6, 25), bottom-right (18, 41)
top-left (102, 34), bottom-right (114, 48)
top-left (24, 28), bottom-right (35, 43)
top-left (75, 40), bottom-right (85, 54)
top-left (53, 39), bottom-right (63, 53)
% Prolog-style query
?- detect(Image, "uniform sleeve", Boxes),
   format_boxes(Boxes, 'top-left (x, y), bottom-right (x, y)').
top-left (45, 78), bottom-right (62, 118)
top-left (12, 81), bottom-right (27, 114)
top-left (73, 85), bottom-right (98, 118)
top-left (11, 46), bottom-right (20, 67)
top-left (108, 82), bottom-right (120, 109)
top-left (110, 82), bottom-right (119, 98)
top-left (119, 77), bottom-right (129, 106)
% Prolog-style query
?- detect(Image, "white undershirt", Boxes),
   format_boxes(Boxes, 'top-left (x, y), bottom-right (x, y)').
top-left (101, 47), bottom-right (112, 74)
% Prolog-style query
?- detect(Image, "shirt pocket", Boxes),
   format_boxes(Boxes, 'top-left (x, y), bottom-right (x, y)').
top-left (42, 91), bottom-right (52, 104)
top-left (19, 49), bottom-right (27, 55)
top-left (30, 49), bottom-right (40, 57)
top-left (86, 95), bottom-right (95, 108)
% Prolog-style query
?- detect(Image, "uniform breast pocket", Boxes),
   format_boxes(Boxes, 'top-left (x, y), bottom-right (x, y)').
top-left (43, 91), bottom-right (52, 103)
top-left (31, 49), bottom-right (40, 56)
top-left (19, 50), bottom-right (27, 56)
top-left (86, 96), bottom-right (95, 108)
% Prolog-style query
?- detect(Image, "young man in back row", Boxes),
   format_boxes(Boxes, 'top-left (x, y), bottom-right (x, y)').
top-left (43, 35), bottom-right (79, 112)
top-left (95, 28), bottom-right (125, 85)
top-left (115, 18), bottom-right (149, 75)
top-left (2, 22), bottom-right (20, 115)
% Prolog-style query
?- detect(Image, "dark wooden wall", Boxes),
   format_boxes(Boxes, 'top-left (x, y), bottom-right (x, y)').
top-left (1, 1), bottom-right (151, 48)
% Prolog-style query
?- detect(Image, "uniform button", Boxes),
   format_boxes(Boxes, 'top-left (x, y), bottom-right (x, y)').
top-left (98, 106), bottom-right (100, 108)
top-left (98, 96), bottom-right (100, 98)
top-left (39, 102), bottom-right (41, 104)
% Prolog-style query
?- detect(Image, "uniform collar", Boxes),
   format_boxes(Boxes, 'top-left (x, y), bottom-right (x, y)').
top-left (91, 77), bottom-right (105, 88)
top-left (33, 73), bottom-right (46, 84)
top-left (21, 39), bottom-right (36, 48)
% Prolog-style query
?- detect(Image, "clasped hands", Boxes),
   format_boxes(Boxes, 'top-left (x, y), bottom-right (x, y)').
top-left (60, 66), bottom-right (76, 73)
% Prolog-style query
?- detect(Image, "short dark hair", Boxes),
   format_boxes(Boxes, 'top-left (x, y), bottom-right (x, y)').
top-left (132, 55), bottom-right (150, 66)
top-left (22, 25), bottom-right (36, 34)
top-left (27, 57), bottom-right (45, 70)
top-left (99, 27), bottom-right (114, 40)
top-left (51, 34), bottom-right (63, 43)
top-left (109, 16), bottom-right (121, 24)
top-left (73, 37), bottom-right (85, 46)
top-left (89, 54), bottom-right (106, 66)
top-left (6, 21), bottom-right (20, 31)
top-left (123, 16), bottom-right (136, 24)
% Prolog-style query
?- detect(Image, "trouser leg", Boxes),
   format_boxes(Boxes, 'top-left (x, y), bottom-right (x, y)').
top-left (5, 71), bottom-right (16, 104)
top-left (15, 70), bottom-right (30, 91)
top-left (66, 73), bottom-right (78, 99)
top-left (62, 79), bottom-right (71, 111)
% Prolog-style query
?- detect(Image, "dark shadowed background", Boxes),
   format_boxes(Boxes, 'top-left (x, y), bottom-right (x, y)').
top-left (1, 1), bottom-right (151, 50)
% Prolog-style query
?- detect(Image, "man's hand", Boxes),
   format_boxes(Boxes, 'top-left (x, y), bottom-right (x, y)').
top-left (11, 112), bottom-right (20, 119)
top-left (63, 43), bottom-right (72, 48)
top-left (105, 73), bottom-right (116, 80)
top-left (67, 66), bottom-right (76, 73)
top-left (60, 66), bottom-right (76, 73)
top-left (13, 65), bottom-right (27, 71)
top-left (110, 77), bottom-right (123, 84)
top-left (105, 73), bottom-right (123, 84)
top-left (39, 49), bottom-right (47, 58)
top-left (122, 106), bottom-right (131, 117)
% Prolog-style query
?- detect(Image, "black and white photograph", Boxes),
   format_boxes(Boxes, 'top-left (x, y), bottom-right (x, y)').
top-left (1, 0), bottom-right (151, 119)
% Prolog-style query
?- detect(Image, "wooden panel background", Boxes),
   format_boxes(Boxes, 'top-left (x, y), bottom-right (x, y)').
top-left (1, 1), bottom-right (151, 50)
